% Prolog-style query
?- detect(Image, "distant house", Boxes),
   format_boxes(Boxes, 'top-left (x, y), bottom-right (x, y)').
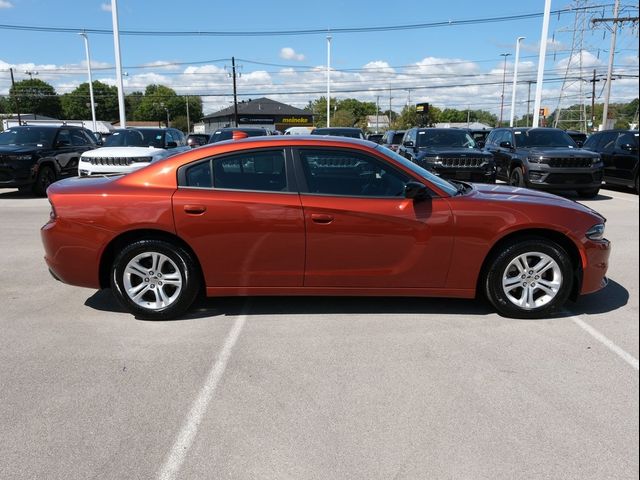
top-left (365, 115), bottom-right (390, 132)
top-left (201, 97), bottom-right (313, 133)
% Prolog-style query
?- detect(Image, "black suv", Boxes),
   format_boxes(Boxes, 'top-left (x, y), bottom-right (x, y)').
top-left (380, 129), bottom-right (406, 152)
top-left (208, 127), bottom-right (269, 143)
top-left (397, 127), bottom-right (495, 183)
top-left (0, 125), bottom-right (97, 195)
top-left (583, 129), bottom-right (638, 194)
top-left (484, 127), bottom-right (603, 198)
top-left (311, 127), bottom-right (366, 139)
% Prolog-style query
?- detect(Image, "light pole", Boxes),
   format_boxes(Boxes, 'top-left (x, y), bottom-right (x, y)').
top-left (79, 32), bottom-right (97, 133)
top-left (111, 0), bottom-right (126, 127)
top-left (509, 36), bottom-right (525, 127)
top-left (326, 33), bottom-right (332, 128)
top-left (533, 0), bottom-right (552, 128)
top-left (499, 53), bottom-right (511, 126)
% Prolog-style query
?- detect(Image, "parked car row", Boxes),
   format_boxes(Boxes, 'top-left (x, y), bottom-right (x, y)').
top-left (1, 124), bottom-right (637, 196)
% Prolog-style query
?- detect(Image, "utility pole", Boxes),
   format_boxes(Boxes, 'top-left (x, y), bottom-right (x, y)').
top-left (185, 95), bottom-right (190, 133)
top-left (9, 68), bottom-right (22, 125)
top-left (79, 32), bottom-right (97, 133)
top-left (526, 81), bottom-right (533, 127)
top-left (326, 34), bottom-right (332, 128)
top-left (231, 56), bottom-right (239, 127)
top-left (375, 96), bottom-right (380, 133)
top-left (589, 69), bottom-right (600, 130)
top-left (590, 0), bottom-right (639, 129)
top-left (499, 53), bottom-right (511, 126)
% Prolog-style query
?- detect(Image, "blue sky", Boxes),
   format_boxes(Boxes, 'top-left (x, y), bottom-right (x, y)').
top-left (1, 0), bottom-right (638, 116)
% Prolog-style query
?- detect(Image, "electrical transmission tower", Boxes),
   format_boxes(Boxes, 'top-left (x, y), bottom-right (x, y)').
top-left (553, 0), bottom-right (590, 132)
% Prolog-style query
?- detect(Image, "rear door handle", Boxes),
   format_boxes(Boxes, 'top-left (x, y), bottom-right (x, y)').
top-left (311, 213), bottom-right (334, 224)
top-left (183, 204), bottom-right (207, 215)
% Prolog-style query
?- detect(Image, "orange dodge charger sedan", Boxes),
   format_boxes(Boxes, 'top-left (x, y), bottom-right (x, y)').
top-left (41, 136), bottom-right (610, 320)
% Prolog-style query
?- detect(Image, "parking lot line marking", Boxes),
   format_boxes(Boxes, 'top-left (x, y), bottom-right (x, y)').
top-left (569, 315), bottom-right (639, 371)
top-left (156, 304), bottom-right (250, 480)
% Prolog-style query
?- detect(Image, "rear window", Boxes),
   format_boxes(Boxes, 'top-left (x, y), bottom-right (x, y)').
top-left (391, 132), bottom-right (405, 144)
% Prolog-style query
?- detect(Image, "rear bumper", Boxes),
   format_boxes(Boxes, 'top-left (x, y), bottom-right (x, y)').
top-left (41, 218), bottom-right (109, 289)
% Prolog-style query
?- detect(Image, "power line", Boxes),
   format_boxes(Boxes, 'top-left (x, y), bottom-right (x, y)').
top-left (0, 4), bottom-right (618, 37)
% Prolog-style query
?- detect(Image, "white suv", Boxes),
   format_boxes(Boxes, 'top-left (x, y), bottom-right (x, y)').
top-left (78, 127), bottom-right (189, 176)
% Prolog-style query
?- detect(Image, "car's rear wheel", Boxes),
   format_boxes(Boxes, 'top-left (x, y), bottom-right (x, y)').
top-left (33, 165), bottom-right (56, 196)
top-left (508, 166), bottom-right (525, 187)
top-left (577, 187), bottom-right (600, 198)
top-left (484, 237), bottom-right (573, 319)
top-left (111, 239), bottom-right (200, 320)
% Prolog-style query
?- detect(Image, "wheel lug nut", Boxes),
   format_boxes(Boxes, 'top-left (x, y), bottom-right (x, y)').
top-left (144, 278), bottom-right (149, 282)
top-left (157, 273), bottom-right (162, 278)
top-left (149, 271), bottom-right (154, 275)
top-left (522, 282), bottom-right (527, 286)
top-left (150, 284), bottom-right (155, 289)
top-left (535, 275), bottom-right (539, 279)
top-left (529, 270), bottom-right (534, 274)
top-left (158, 281), bottom-right (163, 286)
top-left (521, 274), bottom-right (526, 279)
top-left (531, 282), bottom-right (536, 287)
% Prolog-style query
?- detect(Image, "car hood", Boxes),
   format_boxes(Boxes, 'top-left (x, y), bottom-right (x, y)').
top-left (470, 183), bottom-right (605, 221)
top-left (0, 145), bottom-right (44, 155)
top-left (516, 147), bottom-right (600, 158)
top-left (417, 147), bottom-right (491, 157)
top-left (81, 146), bottom-right (166, 158)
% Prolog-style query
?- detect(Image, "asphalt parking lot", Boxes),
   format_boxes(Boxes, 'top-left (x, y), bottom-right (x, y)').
top-left (0, 186), bottom-right (637, 480)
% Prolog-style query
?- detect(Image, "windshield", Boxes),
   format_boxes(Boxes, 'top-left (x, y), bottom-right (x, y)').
top-left (514, 129), bottom-right (577, 148)
top-left (375, 145), bottom-right (458, 196)
top-left (391, 132), bottom-right (405, 144)
top-left (417, 129), bottom-right (477, 148)
top-left (105, 129), bottom-right (165, 148)
top-left (0, 127), bottom-right (57, 147)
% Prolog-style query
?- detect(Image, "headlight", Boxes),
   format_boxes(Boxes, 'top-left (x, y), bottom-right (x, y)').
top-left (585, 223), bottom-right (605, 240)
top-left (527, 155), bottom-right (543, 164)
top-left (9, 155), bottom-right (32, 161)
top-left (134, 156), bottom-right (153, 163)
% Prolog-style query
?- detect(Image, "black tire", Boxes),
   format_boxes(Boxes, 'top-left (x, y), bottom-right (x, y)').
top-left (484, 237), bottom-right (573, 319)
top-left (508, 166), bottom-right (525, 187)
top-left (110, 239), bottom-right (201, 320)
top-left (635, 175), bottom-right (639, 195)
top-left (32, 165), bottom-right (56, 197)
top-left (577, 187), bottom-right (600, 198)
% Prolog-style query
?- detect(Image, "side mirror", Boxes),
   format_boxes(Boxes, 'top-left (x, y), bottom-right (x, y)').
top-left (499, 141), bottom-right (513, 149)
top-left (575, 141), bottom-right (584, 148)
top-left (404, 181), bottom-right (430, 200)
top-left (403, 140), bottom-right (414, 148)
top-left (477, 141), bottom-right (485, 148)
top-left (166, 141), bottom-right (178, 148)
top-left (620, 143), bottom-right (636, 152)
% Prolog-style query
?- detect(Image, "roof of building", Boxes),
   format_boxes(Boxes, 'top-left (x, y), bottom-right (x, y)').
top-left (202, 97), bottom-right (311, 119)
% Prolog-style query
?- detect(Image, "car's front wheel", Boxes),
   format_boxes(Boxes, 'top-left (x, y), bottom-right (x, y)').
top-left (508, 166), bottom-right (525, 187)
top-left (484, 237), bottom-right (573, 318)
top-left (111, 239), bottom-right (200, 320)
top-left (577, 187), bottom-right (600, 198)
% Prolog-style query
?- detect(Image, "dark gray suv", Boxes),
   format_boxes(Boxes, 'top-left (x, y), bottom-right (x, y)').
top-left (484, 127), bottom-right (603, 198)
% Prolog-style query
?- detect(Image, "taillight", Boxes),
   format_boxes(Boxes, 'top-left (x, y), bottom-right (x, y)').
top-left (49, 200), bottom-right (57, 220)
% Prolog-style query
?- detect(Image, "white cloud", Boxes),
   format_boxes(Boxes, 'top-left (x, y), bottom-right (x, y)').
top-left (100, 2), bottom-right (112, 12)
top-left (0, 0), bottom-right (14, 8)
top-left (279, 47), bottom-right (305, 62)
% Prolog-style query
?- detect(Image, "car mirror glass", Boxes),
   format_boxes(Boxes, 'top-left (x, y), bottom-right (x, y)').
top-left (167, 141), bottom-right (178, 148)
top-left (404, 181), bottom-right (430, 200)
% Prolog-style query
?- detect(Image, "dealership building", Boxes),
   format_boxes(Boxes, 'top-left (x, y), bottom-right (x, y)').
top-left (200, 97), bottom-right (314, 133)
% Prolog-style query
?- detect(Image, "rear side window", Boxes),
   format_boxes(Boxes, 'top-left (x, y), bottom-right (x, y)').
top-left (185, 161), bottom-right (213, 188)
top-left (213, 150), bottom-right (287, 192)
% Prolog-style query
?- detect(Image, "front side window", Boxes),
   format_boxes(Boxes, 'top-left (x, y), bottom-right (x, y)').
top-left (616, 132), bottom-right (638, 149)
top-left (298, 149), bottom-right (409, 197)
top-left (213, 150), bottom-right (286, 192)
top-left (56, 129), bottom-right (72, 146)
top-left (70, 129), bottom-right (90, 146)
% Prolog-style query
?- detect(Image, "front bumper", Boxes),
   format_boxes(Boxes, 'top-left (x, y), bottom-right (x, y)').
top-left (0, 161), bottom-right (37, 187)
top-left (526, 164), bottom-right (603, 190)
top-left (580, 238), bottom-right (611, 295)
top-left (78, 159), bottom-right (148, 177)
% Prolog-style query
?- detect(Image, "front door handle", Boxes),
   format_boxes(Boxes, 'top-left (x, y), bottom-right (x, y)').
top-left (311, 213), bottom-right (334, 224)
top-left (183, 204), bottom-right (207, 215)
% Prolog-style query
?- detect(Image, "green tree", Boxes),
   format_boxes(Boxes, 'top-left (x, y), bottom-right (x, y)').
top-left (9, 79), bottom-right (61, 118)
top-left (125, 91), bottom-right (144, 120)
top-left (130, 85), bottom-right (203, 130)
top-left (332, 109), bottom-right (356, 127)
top-left (60, 81), bottom-right (119, 121)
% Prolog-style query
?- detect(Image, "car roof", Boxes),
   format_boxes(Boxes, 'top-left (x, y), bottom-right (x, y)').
top-left (10, 124), bottom-right (83, 129)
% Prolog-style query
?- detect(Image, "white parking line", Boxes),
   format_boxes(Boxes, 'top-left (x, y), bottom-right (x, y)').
top-left (157, 304), bottom-right (250, 480)
top-left (569, 315), bottom-right (639, 371)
